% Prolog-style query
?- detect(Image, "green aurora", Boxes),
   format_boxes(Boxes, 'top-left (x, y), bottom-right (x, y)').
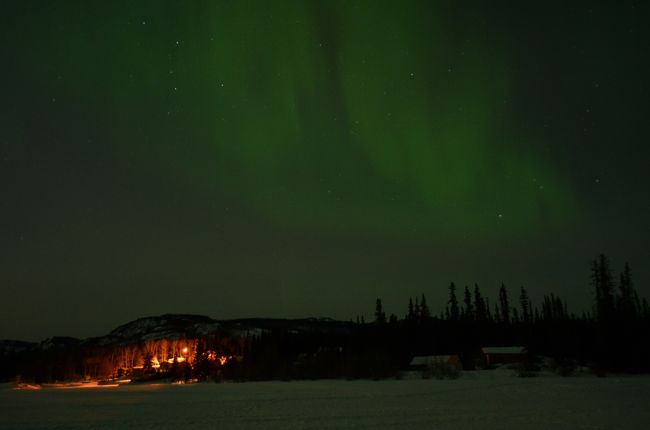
top-left (23, 1), bottom-right (574, 237)
top-left (3, 1), bottom-right (649, 339)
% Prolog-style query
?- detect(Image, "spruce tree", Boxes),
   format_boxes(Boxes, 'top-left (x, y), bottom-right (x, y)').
top-left (448, 282), bottom-right (460, 321)
top-left (499, 283), bottom-right (510, 324)
top-left (519, 287), bottom-right (531, 323)
top-left (375, 298), bottom-right (387, 324)
top-left (474, 284), bottom-right (486, 321)
top-left (420, 294), bottom-right (431, 320)
top-left (617, 263), bottom-right (636, 318)
top-left (193, 341), bottom-right (209, 380)
top-left (592, 254), bottom-right (615, 322)
top-left (463, 286), bottom-right (473, 320)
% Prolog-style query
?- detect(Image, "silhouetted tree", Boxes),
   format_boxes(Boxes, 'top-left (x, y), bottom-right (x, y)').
top-left (617, 263), bottom-right (636, 318)
top-left (499, 284), bottom-right (510, 324)
top-left (541, 294), bottom-right (567, 322)
top-left (474, 284), bottom-right (486, 321)
top-left (463, 286), bottom-right (473, 319)
top-left (519, 287), bottom-right (531, 323)
top-left (374, 298), bottom-right (386, 324)
top-left (448, 283), bottom-right (459, 321)
top-left (420, 294), bottom-right (430, 320)
top-left (407, 297), bottom-right (415, 321)
top-left (193, 341), bottom-right (210, 380)
top-left (592, 254), bottom-right (615, 322)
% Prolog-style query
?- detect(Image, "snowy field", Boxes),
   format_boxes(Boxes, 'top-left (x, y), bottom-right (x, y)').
top-left (1, 370), bottom-right (649, 430)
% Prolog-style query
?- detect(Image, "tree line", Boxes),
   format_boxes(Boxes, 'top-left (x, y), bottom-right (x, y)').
top-left (2, 254), bottom-right (648, 383)
top-left (369, 254), bottom-right (649, 374)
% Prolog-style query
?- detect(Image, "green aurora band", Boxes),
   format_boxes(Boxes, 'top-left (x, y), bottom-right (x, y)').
top-left (26, 1), bottom-right (575, 238)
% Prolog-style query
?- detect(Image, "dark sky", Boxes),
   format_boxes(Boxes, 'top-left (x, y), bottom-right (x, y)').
top-left (2, 1), bottom-right (649, 341)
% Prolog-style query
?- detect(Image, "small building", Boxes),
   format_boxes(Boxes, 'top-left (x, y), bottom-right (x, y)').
top-left (481, 346), bottom-right (527, 367)
top-left (410, 355), bottom-right (462, 371)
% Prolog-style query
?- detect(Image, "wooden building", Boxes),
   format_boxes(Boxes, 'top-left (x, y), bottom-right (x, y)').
top-left (481, 346), bottom-right (527, 367)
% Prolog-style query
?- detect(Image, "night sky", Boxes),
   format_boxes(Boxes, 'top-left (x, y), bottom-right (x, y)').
top-left (2, 1), bottom-right (649, 341)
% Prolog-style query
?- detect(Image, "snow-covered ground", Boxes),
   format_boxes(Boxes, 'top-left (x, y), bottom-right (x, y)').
top-left (1, 370), bottom-right (649, 429)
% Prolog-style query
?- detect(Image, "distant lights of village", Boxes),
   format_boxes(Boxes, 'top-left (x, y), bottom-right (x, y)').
top-left (33, 339), bottom-right (240, 390)
top-left (143, 346), bottom-right (229, 369)
top-left (133, 342), bottom-right (234, 371)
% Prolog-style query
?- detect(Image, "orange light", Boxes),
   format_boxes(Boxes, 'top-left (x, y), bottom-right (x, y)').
top-left (182, 347), bottom-right (188, 354)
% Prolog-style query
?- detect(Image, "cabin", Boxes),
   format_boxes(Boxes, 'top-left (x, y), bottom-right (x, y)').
top-left (409, 355), bottom-right (462, 371)
top-left (481, 346), bottom-right (527, 367)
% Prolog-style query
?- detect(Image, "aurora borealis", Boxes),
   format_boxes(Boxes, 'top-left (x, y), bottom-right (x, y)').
top-left (2, 1), bottom-right (649, 340)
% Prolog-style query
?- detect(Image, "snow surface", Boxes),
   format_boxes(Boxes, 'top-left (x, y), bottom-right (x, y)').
top-left (1, 370), bottom-right (649, 429)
